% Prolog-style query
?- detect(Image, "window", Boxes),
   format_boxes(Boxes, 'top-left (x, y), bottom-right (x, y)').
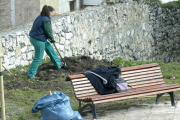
top-left (70, 1), bottom-right (74, 12)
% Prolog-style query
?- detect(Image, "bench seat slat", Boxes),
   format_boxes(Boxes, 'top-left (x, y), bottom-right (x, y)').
top-left (131, 81), bottom-right (165, 88)
top-left (73, 79), bottom-right (164, 95)
top-left (91, 84), bottom-right (180, 102)
top-left (72, 74), bottom-right (163, 84)
top-left (72, 78), bottom-right (88, 82)
top-left (77, 83), bottom-right (168, 100)
top-left (78, 94), bottom-right (101, 100)
top-left (127, 76), bottom-right (163, 83)
top-left (121, 67), bottom-right (161, 75)
top-left (76, 92), bottom-right (98, 98)
top-left (75, 89), bottom-right (96, 95)
top-left (77, 84), bottom-right (169, 100)
top-left (74, 86), bottom-right (94, 91)
top-left (121, 63), bottom-right (159, 72)
top-left (122, 70), bottom-right (161, 78)
top-left (67, 74), bottom-right (86, 81)
top-left (78, 84), bottom-right (169, 100)
top-left (73, 84), bottom-right (92, 88)
top-left (72, 81), bottom-right (90, 85)
top-left (72, 79), bottom-right (89, 83)
top-left (128, 79), bottom-right (164, 86)
top-left (93, 88), bottom-right (180, 104)
top-left (124, 73), bottom-right (163, 80)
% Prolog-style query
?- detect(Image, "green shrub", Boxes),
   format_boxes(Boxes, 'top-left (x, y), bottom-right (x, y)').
top-left (135, 0), bottom-right (180, 8)
top-left (161, 0), bottom-right (180, 8)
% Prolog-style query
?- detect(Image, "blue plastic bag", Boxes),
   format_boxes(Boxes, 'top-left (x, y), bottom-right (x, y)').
top-left (32, 91), bottom-right (84, 120)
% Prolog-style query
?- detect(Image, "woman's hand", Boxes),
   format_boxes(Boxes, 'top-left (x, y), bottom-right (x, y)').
top-left (50, 39), bottom-right (56, 43)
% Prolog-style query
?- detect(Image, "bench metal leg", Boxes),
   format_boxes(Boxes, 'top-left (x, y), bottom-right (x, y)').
top-left (78, 100), bottom-right (97, 119)
top-left (155, 92), bottom-right (175, 106)
top-left (79, 100), bottom-right (81, 112)
top-left (92, 104), bottom-right (97, 119)
top-left (155, 93), bottom-right (165, 104)
top-left (168, 92), bottom-right (175, 106)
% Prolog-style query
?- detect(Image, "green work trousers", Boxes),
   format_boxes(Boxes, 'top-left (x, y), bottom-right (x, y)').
top-left (27, 37), bottom-right (61, 77)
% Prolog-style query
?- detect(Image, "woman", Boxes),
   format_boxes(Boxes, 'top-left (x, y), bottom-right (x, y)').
top-left (27, 5), bottom-right (64, 79)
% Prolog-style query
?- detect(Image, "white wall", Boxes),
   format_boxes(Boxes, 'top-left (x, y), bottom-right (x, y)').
top-left (59, 0), bottom-right (70, 14)
top-left (40, 0), bottom-right (79, 15)
top-left (40, 0), bottom-right (60, 14)
top-left (84, 0), bottom-right (103, 5)
top-left (75, 0), bottom-right (80, 10)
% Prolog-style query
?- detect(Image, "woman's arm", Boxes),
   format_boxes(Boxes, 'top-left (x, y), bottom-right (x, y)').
top-left (44, 21), bottom-right (56, 43)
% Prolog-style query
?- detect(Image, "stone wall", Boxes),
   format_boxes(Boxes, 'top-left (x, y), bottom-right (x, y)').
top-left (148, 2), bottom-right (180, 62)
top-left (1, 0), bottom-right (180, 69)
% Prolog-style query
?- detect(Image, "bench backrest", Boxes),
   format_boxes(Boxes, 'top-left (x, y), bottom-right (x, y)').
top-left (121, 63), bottom-right (164, 89)
top-left (67, 63), bottom-right (164, 99)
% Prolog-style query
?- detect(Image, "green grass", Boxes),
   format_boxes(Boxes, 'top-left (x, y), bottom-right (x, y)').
top-left (113, 57), bottom-right (164, 67)
top-left (3, 57), bottom-right (180, 119)
top-left (3, 57), bottom-right (51, 82)
top-left (149, 0), bottom-right (163, 6)
top-left (134, 0), bottom-right (180, 8)
top-left (4, 82), bottom-right (77, 120)
top-left (161, 0), bottom-right (180, 8)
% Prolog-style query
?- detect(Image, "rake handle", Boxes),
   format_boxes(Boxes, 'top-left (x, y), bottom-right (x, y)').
top-left (2, 65), bottom-right (15, 78)
top-left (53, 43), bottom-right (67, 65)
top-left (53, 43), bottom-right (63, 59)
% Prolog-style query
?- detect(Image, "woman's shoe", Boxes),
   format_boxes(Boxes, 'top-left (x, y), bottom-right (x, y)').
top-left (57, 63), bottom-right (64, 69)
top-left (57, 63), bottom-right (69, 70)
top-left (61, 65), bottom-right (69, 69)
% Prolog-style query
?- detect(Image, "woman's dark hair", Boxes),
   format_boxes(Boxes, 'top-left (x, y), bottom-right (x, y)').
top-left (40, 5), bottom-right (54, 16)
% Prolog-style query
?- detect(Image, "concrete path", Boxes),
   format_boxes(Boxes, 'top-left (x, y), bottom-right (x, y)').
top-left (83, 101), bottom-right (180, 120)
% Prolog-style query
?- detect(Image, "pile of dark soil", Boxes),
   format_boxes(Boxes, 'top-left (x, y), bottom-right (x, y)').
top-left (4, 56), bottom-right (119, 91)
top-left (36, 56), bottom-right (118, 80)
top-left (4, 80), bottom-right (68, 91)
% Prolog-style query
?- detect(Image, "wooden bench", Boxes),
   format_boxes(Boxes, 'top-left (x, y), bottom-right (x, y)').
top-left (66, 63), bottom-right (180, 119)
